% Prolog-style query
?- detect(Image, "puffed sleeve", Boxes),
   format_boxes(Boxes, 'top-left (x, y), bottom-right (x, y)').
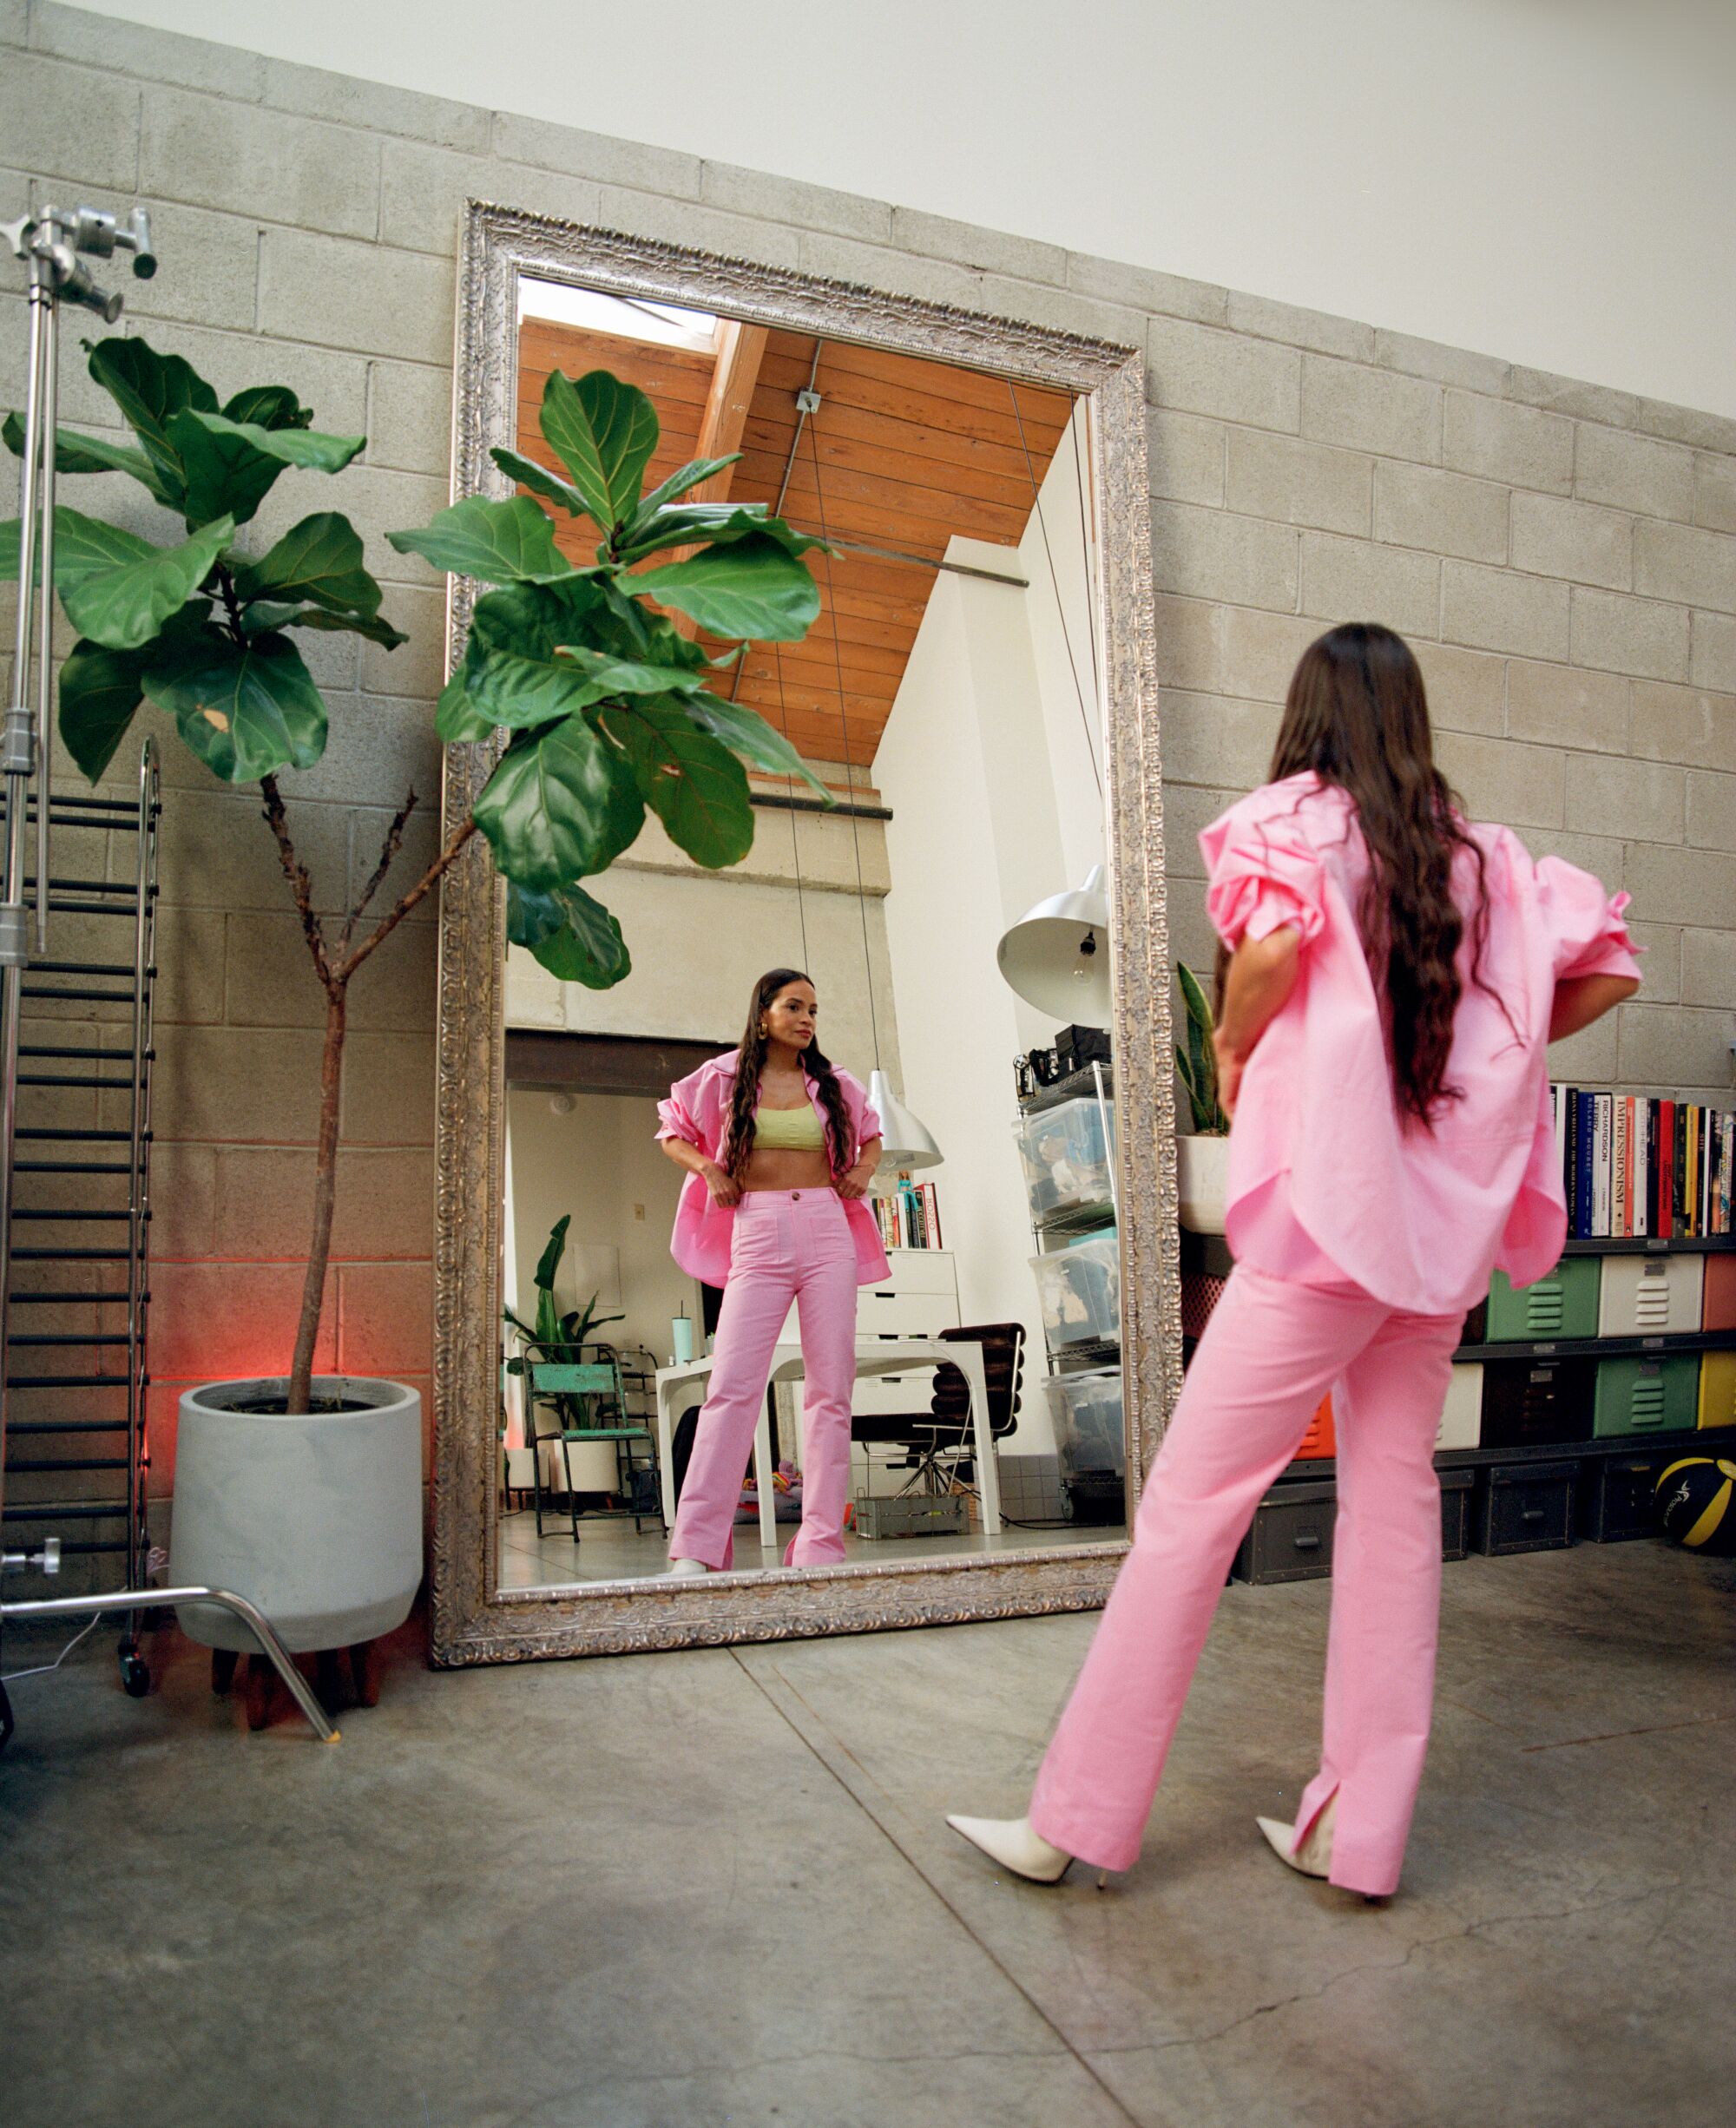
top-left (1533, 854), bottom-right (1642, 982)
top-left (654, 1064), bottom-right (707, 1146)
top-left (1199, 789), bottom-right (1327, 952)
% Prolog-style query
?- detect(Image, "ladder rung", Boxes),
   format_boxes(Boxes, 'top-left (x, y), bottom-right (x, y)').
top-left (32, 961), bottom-right (146, 978)
top-left (4, 1457), bottom-right (128, 1473)
top-left (10, 1333), bottom-right (133, 1346)
top-left (43, 900), bottom-right (142, 917)
top-left (13, 1211), bottom-right (136, 1222)
top-left (1, 1501), bottom-right (130, 1520)
top-left (10, 1248), bottom-right (134, 1260)
top-left (19, 993), bottom-right (135, 1008)
top-left (6, 1419), bottom-right (129, 1433)
top-left (21, 1046), bottom-right (122, 1061)
top-left (32, 1539), bottom-right (131, 1555)
top-left (24, 877), bottom-right (141, 897)
top-left (16, 1074), bottom-right (136, 1087)
top-left (9, 1292), bottom-right (143, 1304)
top-left (2, 796), bottom-right (144, 827)
top-left (5, 1374), bottom-right (132, 1388)
top-left (16, 1129), bottom-right (148, 1142)
top-left (14, 1161), bottom-right (132, 1174)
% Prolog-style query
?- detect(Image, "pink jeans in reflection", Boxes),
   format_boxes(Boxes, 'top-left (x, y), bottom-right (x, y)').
top-left (668, 1187), bottom-right (858, 1572)
top-left (1029, 1263), bottom-right (1462, 1896)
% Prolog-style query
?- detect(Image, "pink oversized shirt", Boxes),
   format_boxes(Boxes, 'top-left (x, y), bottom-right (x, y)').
top-left (1200, 772), bottom-right (1641, 1316)
top-left (655, 1049), bottom-right (891, 1287)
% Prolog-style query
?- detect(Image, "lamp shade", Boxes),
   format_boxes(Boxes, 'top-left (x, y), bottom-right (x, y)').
top-left (996, 865), bottom-right (1112, 1026)
top-left (867, 1067), bottom-right (943, 1174)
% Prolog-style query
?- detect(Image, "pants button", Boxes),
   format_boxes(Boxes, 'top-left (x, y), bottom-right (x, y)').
top-left (792, 1191), bottom-right (801, 1200)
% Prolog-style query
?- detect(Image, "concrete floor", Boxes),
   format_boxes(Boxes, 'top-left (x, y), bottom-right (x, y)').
top-left (2, 1540), bottom-right (1732, 2128)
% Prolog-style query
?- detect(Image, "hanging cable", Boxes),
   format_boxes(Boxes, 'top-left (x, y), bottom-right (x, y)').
top-left (1009, 383), bottom-right (1103, 799)
top-left (1070, 410), bottom-right (1103, 708)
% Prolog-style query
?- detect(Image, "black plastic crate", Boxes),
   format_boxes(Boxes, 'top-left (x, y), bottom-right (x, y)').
top-left (1233, 1481), bottom-right (1335, 1586)
top-left (1474, 1459), bottom-right (1579, 1556)
top-left (1479, 1356), bottom-right (1597, 1450)
top-left (1439, 1467), bottom-right (1476, 1560)
top-left (1580, 1448), bottom-right (1670, 1542)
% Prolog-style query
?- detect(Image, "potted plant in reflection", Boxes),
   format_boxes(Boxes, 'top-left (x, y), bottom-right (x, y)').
top-left (505, 1214), bottom-right (625, 1498)
top-left (1174, 960), bottom-right (1232, 1233)
top-left (6, 341), bottom-right (825, 1697)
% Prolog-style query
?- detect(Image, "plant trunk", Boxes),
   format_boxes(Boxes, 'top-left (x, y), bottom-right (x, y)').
top-left (288, 983), bottom-right (348, 1414)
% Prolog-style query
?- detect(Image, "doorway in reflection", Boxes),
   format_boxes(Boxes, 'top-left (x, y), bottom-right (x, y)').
top-left (497, 282), bottom-right (1123, 1589)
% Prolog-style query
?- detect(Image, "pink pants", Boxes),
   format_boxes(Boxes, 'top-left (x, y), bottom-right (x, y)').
top-left (1029, 1263), bottom-right (1462, 1896)
top-left (668, 1187), bottom-right (858, 1571)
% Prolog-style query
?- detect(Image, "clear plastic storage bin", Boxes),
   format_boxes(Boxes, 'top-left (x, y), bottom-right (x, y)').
top-left (1017, 1094), bottom-right (1115, 1225)
top-left (1030, 1231), bottom-right (1121, 1348)
top-left (1043, 1368), bottom-right (1125, 1476)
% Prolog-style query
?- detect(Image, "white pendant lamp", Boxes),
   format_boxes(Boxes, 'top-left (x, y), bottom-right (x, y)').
top-left (996, 864), bottom-right (1112, 1027)
top-left (868, 1067), bottom-right (943, 1178)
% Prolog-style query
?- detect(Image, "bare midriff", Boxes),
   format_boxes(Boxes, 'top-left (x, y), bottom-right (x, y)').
top-left (740, 1136), bottom-right (836, 1193)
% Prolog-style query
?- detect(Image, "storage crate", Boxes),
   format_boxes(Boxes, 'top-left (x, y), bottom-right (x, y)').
top-left (1440, 1467), bottom-right (1476, 1560)
top-left (853, 1492), bottom-right (969, 1540)
top-left (1064, 1471), bottom-right (1125, 1525)
top-left (1703, 1254), bottom-right (1736, 1332)
top-left (1043, 1368), bottom-right (1126, 1477)
top-left (1598, 1253), bottom-right (1704, 1338)
top-left (1437, 1363), bottom-right (1483, 1451)
top-left (1233, 1481), bottom-right (1335, 1585)
top-left (1485, 1258), bottom-right (1601, 1342)
top-left (1030, 1231), bottom-right (1121, 1348)
top-left (1017, 1094), bottom-right (1115, 1225)
top-left (1480, 1356), bottom-right (1596, 1448)
top-left (1474, 1460), bottom-right (1579, 1555)
top-left (1593, 1354), bottom-right (1700, 1438)
top-left (1699, 1350), bottom-right (1736, 1430)
top-left (1581, 1448), bottom-right (1674, 1542)
top-left (1295, 1392), bottom-right (1334, 1461)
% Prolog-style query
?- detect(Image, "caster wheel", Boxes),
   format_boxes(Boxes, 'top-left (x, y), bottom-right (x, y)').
top-left (211, 1648), bottom-right (239, 1696)
top-left (120, 1652), bottom-right (150, 1698)
top-left (245, 1653), bottom-right (273, 1733)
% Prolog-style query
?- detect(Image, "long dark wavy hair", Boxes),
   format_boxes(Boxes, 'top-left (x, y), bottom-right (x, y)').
top-left (1249, 622), bottom-right (1503, 1130)
top-left (724, 968), bottom-right (854, 1182)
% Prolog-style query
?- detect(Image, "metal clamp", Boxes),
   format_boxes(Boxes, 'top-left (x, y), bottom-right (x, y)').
top-left (0, 704), bottom-right (36, 775)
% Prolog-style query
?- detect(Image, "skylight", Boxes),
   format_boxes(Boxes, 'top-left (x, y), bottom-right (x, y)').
top-left (516, 279), bottom-right (719, 354)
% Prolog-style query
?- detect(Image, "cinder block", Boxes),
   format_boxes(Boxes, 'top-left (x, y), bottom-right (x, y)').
top-left (1299, 531), bottom-right (1439, 638)
top-left (1375, 462), bottom-right (1507, 563)
top-left (493, 111), bottom-right (701, 197)
top-left (223, 910), bottom-right (435, 1031)
top-left (795, 230), bottom-right (977, 305)
top-left (1507, 659), bottom-right (1629, 753)
top-left (890, 207), bottom-right (1065, 285)
top-left (30, 1), bottom-right (262, 97)
top-left (261, 56), bottom-right (490, 152)
top-left (1069, 254), bottom-right (1227, 326)
top-left (1411, 640), bottom-right (1505, 736)
top-left (361, 585), bottom-right (446, 702)
top-left (337, 1260), bottom-right (435, 1379)
top-left (973, 273), bottom-right (1145, 350)
top-left (1149, 502), bottom-right (1299, 612)
top-left (0, 52), bottom-right (140, 188)
top-left (340, 1033), bottom-right (437, 1145)
top-left (117, 198), bottom-right (259, 337)
top-left (1300, 355), bottom-right (1440, 463)
top-left (148, 1260), bottom-right (339, 1384)
top-left (153, 904), bottom-right (228, 1027)
top-left (1681, 927), bottom-right (1736, 1007)
top-left (1629, 680), bottom-right (1736, 770)
top-left (378, 138), bottom-right (602, 259)
top-left (148, 1140), bottom-right (218, 1260)
top-left (153, 1023), bottom-right (328, 1145)
top-left (1509, 824), bottom-right (1627, 889)
top-left (1226, 430), bottom-right (1371, 536)
top-left (1443, 391), bottom-right (1573, 495)
top-left (346, 803), bottom-right (448, 931)
top-left (1147, 409), bottom-right (1226, 507)
top-left (1694, 455), bottom-right (1736, 535)
top-left (364, 358), bottom-right (452, 478)
top-left (131, 316), bottom-right (370, 439)
top-left (1509, 369), bottom-right (1640, 428)
top-left (1549, 1010), bottom-right (1619, 1084)
top-left (1568, 587), bottom-right (1690, 683)
top-left (1617, 1004), bottom-right (1736, 1090)
top-left (1624, 922), bottom-right (1680, 1003)
top-left (1686, 770), bottom-right (1736, 852)
top-left (1157, 692), bottom-right (1281, 789)
top-left (259, 229), bottom-right (454, 367)
top-left (1225, 292), bottom-right (1374, 363)
top-left (1151, 596), bottom-right (1320, 701)
top-left (1563, 754), bottom-right (1684, 843)
top-left (1442, 561), bottom-right (1569, 660)
top-left (1622, 841), bottom-right (1736, 928)
top-left (1509, 492), bottom-right (1633, 591)
top-left (700, 161), bottom-right (891, 244)
top-left (288, 691), bottom-right (441, 810)
top-left (1631, 399), bottom-right (1736, 456)
top-left (1691, 610), bottom-right (1736, 693)
top-left (1371, 329), bottom-right (1510, 397)
top-left (1434, 732), bottom-right (1564, 830)
top-left (140, 85), bottom-right (381, 241)
top-left (156, 783), bottom-right (355, 916)
top-left (1575, 425), bottom-right (1695, 522)
top-left (1161, 783), bottom-right (1241, 880)
top-left (213, 1146), bottom-right (436, 1260)
top-left (1634, 520), bottom-right (1736, 615)
top-left (1147, 316), bottom-right (1300, 433)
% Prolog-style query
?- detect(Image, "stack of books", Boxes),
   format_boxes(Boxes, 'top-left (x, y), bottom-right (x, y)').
top-left (1553, 1084), bottom-right (1734, 1238)
top-left (872, 1176), bottom-right (943, 1251)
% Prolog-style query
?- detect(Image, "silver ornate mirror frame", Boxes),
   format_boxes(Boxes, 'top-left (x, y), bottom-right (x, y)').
top-left (430, 201), bottom-right (1183, 1666)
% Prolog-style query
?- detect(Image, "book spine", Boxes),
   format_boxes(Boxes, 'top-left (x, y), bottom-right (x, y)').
top-left (1724, 1112), bottom-right (1733, 1235)
top-left (1634, 1099), bottom-right (1649, 1238)
top-left (1613, 1097), bottom-right (1628, 1238)
top-left (1575, 1092), bottom-right (1595, 1238)
top-left (1674, 1101), bottom-right (1688, 1235)
top-left (1660, 1099), bottom-right (1676, 1238)
top-left (1625, 1094), bottom-right (1638, 1236)
top-left (1593, 1094), bottom-right (1612, 1237)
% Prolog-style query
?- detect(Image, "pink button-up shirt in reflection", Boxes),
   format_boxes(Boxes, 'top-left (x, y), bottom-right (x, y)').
top-left (655, 1048), bottom-right (891, 1287)
top-left (1199, 772), bottom-right (1641, 1317)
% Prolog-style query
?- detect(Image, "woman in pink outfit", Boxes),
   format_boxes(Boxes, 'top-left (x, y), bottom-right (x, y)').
top-left (950, 622), bottom-right (1641, 1897)
top-left (658, 968), bottom-right (885, 1575)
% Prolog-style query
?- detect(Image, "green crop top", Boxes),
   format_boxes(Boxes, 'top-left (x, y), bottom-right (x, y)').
top-left (753, 1102), bottom-right (825, 1150)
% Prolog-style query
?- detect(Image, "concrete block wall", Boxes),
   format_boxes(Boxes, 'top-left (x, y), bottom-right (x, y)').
top-left (1, 2), bottom-right (1733, 1509)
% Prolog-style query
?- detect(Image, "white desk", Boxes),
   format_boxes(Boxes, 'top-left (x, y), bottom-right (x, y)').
top-left (654, 1337), bottom-right (1002, 1550)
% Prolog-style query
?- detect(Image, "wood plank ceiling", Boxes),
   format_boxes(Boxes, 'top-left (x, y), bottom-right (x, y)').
top-left (515, 313), bottom-right (1075, 772)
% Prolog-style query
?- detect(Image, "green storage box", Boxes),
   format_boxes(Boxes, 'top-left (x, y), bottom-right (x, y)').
top-left (1485, 1258), bottom-right (1601, 1343)
top-left (1593, 1354), bottom-right (1701, 1438)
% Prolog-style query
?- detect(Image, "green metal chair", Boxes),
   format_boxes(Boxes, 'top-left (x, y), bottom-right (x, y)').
top-left (527, 1354), bottom-right (658, 1543)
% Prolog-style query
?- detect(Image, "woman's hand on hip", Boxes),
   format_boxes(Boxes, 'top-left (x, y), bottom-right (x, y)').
top-left (834, 1163), bottom-right (873, 1201)
top-left (703, 1159), bottom-right (742, 1207)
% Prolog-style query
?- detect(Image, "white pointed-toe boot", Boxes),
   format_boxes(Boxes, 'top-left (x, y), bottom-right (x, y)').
top-left (666, 1556), bottom-right (713, 1579)
top-left (1256, 1790), bottom-right (1338, 1880)
top-left (946, 1813), bottom-right (1077, 1885)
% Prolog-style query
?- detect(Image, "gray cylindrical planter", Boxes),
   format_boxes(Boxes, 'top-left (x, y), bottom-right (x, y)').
top-left (169, 1376), bottom-right (423, 1655)
top-left (1176, 1133), bottom-right (1231, 1235)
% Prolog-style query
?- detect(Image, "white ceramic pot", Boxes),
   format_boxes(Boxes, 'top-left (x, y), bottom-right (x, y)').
top-left (169, 1376), bottom-right (422, 1654)
top-left (1176, 1133), bottom-right (1231, 1235)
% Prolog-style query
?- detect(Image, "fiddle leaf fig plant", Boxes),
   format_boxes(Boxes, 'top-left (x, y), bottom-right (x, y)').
top-left (4, 339), bottom-right (829, 1415)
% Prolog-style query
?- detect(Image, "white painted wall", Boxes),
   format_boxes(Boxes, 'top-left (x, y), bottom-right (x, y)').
top-left (77, 0), bottom-right (1736, 415)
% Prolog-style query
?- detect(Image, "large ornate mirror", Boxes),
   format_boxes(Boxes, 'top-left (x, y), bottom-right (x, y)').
top-left (431, 205), bottom-right (1179, 1664)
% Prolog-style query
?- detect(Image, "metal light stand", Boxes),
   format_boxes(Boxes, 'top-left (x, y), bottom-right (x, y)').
top-left (0, 203), bottom-right (336, 1749)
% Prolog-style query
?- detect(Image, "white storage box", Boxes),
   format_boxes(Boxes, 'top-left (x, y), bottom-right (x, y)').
top-left (1436, 1362), bottom-right (1483, 1452)
top-left (1018, 1095), bottom-right (1116, 1225)
top-left (1597, 1253), bottom-right (1704, 1338)
top-left (1030, 1231), bottom-right (1121, 1348)
top-left (1044, 1368), bottom-right (1126, 1476)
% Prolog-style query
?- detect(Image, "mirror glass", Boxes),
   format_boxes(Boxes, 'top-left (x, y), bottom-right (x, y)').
top-left (494, 276), bottom-right (1127, 1591)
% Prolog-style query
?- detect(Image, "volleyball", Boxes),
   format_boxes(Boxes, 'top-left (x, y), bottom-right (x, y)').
top-left (1654, 1458), bottom-right (1736, 1555)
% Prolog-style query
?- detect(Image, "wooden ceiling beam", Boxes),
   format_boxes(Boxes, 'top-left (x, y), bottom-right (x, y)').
top-left (691, 319), bottom-right (769, 506)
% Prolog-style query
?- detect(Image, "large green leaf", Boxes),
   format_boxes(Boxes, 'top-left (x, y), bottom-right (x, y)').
top-left (633, 533), bottom-right (820, 641)
top-left (507, 880), bottom-right (631, 989)
top-left (532, 1212), bottom-right (570, 1293)
top-left (539, 370), bottom-right (659, 531)
top-left (472, 710), bottom-right (643, 890)
top-left (141, 626), bottom-right (328, 782)
top-left (232, 511), bottom-right (382, 617)
top-left (57, 638), bottom-right (149, 783)
top-left (593, 574), bottom-right (709, 670)
top-left (180, 409), bottom-right (363, 476)
top-left (279, 605), bottom-right (409, 650)
top-left (436, 668), bottom-right (495, 743)
top-left (221, 384), bottom-right (312, 431)
top-left (168, 409), bottom-right (362, 524)
top-left (2, 410), bottom-right (173, 503)
top-left (386, 496), bottom-right (572, 586)
top-left (463, 578), bottom-right (631, 730)
top-left (617, 501), bottom-right (826, 565)
top-left (84, 337), bottom-right (217, 507)
top-left (628, 453), bottom-right (742, 523)
top-left (595, 698), bottom-right (753, 869)
top-left (59, 513), bottom-right (233, 652)
top-left (490, 445), bottom-right (589, 519)
top-left (684, 692), bottom-right (832, 800)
